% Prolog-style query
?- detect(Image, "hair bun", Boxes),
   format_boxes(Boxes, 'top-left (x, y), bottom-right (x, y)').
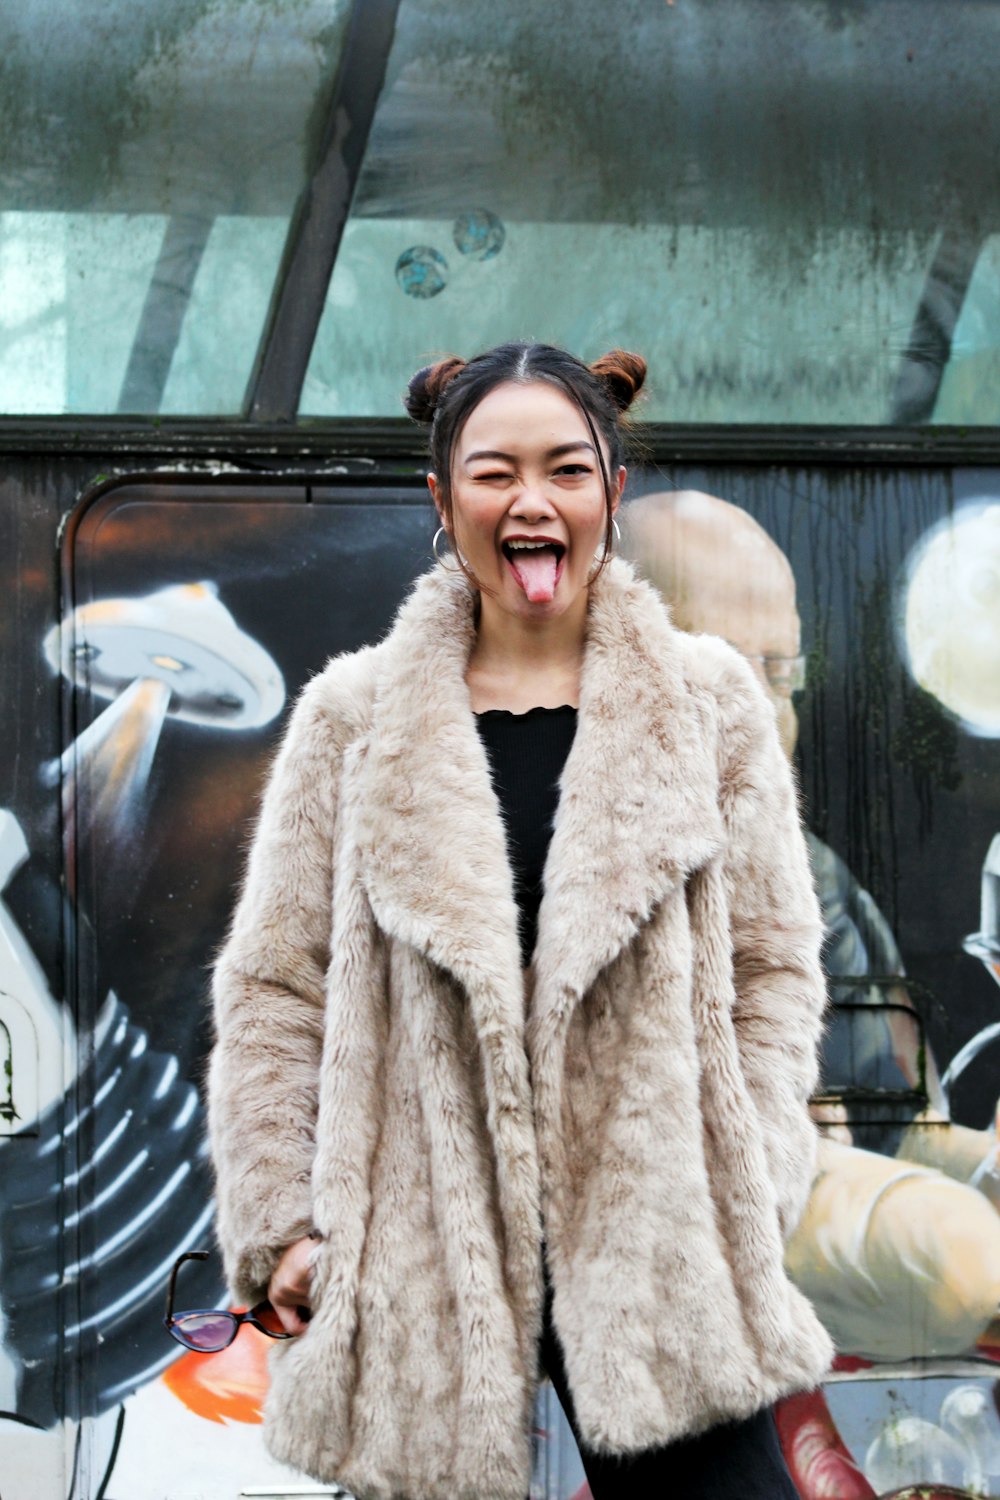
top-left (589, 349), bottom-right (647, 412)
top-left (404, 356), bottom-right (467, 423)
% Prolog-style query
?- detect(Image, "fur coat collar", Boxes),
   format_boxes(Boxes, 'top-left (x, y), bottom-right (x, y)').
top-left (357, 559), bottom-right (724, 1009)
top-left (209, 559), bottom-right (833, 1500)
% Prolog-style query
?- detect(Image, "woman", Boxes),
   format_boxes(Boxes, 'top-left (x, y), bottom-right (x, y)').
top-left (208, 342), bottom-right (832, 1500)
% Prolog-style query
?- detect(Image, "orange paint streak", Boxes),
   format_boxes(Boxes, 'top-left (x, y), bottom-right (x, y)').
top-left (162, 1312), bottom-right (272, 1426)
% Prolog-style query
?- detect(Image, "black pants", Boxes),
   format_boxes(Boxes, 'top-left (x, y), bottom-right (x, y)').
top-left (538, 1286), bottom-right (800, 1500)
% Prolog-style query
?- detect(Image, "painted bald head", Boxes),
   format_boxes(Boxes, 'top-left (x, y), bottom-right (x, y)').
top-left (623, 489), bottom-right (802, 756)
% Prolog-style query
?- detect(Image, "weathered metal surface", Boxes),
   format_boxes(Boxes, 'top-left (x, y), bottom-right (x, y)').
top-left (1, 446), bottom-right (999, 1496)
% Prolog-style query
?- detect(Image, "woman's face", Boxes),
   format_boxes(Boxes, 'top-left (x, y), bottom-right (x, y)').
top-left (429, 380), bottom-right (625, 625)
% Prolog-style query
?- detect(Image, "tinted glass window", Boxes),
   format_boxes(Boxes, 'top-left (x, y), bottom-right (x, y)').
top-left (5, 0), bottom-right (1000, 424)
top-left (0, 0), bottom-right (348, 415)
top-left (303, 0), bottom-right (1000, 425)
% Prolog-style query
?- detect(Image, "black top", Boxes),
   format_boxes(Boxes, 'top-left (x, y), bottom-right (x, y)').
top-left (475, 704), bottom-right (578, 967)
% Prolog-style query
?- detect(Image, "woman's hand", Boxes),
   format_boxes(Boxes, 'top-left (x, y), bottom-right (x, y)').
top-left (267, 1235), bottom-right (317, 1335)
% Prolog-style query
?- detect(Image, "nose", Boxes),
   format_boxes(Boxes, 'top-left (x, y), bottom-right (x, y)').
top-left (509, 478), bottom-right (557, 522)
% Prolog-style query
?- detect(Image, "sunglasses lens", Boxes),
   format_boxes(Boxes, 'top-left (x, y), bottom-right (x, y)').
top-left (170, 1312), bottom-right (237, 1352)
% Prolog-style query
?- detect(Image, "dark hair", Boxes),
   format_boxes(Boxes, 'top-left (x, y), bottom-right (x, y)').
top-left (404, 341), bottom-right (647, 583)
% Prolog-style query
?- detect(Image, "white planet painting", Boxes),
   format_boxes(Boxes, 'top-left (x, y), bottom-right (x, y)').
top-left (903, 502), bottom-right (1000, 736)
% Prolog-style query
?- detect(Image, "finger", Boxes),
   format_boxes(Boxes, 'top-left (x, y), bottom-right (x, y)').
top-left (266, 1236), bottom-right (316, 1335)
top-left (271, 1268), bottom-right (312, 1307)
top-left (270, 1274), bottom-right (311, 1310)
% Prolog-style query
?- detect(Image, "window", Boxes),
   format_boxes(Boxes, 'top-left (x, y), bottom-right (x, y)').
top-left (4, 0), bottom-right (1000, 424)
top-left (0, 0), bottom-right (349, 415)
top-left (303, 0), bottom-right (1000, 424)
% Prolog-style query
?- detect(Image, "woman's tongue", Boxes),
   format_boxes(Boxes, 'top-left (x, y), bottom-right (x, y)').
top-left (509, 547), bottom-right (559, 603)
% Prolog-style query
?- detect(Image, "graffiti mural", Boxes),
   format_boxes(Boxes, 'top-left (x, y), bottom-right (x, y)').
top-left (1, 472), bottom-right (1000, 1498)
top-left (0, 577), bottom-right (290, 1498)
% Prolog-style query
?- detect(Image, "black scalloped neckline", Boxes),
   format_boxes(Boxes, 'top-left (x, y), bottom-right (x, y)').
top-left (474, 703), bottom-right (578, 720)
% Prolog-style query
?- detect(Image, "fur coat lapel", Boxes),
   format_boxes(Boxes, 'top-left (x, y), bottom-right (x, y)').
top-left (356, 559), bottom-right (724, 1016)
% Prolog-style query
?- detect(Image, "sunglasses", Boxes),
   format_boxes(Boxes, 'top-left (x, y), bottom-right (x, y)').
top-left (164, 1250), bottom-right (294, 1353)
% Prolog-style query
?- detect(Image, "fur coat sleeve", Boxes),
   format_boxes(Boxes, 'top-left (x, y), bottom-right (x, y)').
top-left (714, 647), bottom-right (827, 1238)
top-left (207, 656), bottom-right (372, 1304)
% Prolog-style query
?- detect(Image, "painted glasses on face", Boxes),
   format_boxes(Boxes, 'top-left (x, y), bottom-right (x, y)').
top-left (746, 652), bottom-right (808, 697)
top-left (163, 1249), bottom-right (293, 1352)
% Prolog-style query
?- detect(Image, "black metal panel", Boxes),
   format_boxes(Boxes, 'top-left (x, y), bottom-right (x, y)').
top-left (891, 228), bottom-right (986, 424)
top-left (243, 0), bottom-right (403, 423)
top-left (116, 215), bottom-right (215, 416)
top-left (6, 418), bottom-right (1000, 467)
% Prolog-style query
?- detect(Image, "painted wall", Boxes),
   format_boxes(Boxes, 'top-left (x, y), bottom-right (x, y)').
top-left (1, 463), bottom-right (999, 1499)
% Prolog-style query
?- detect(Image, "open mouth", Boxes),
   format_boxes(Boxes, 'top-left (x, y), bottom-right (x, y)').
top-left (501, 538), bottom-right (566, 603)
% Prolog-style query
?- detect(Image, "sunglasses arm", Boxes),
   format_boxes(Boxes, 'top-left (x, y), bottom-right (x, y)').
top-left (164, 1248), bottom-right (211, 1325)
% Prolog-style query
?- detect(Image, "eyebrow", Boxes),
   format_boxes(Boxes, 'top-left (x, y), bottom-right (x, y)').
top-left (462, 441), bottom-right (597, 465)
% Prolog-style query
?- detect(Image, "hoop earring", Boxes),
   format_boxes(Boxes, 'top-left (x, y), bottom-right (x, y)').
top-left (433, 526), bottom-right (463, 572)
top-left (588, 517), bottom-right (623, 582)
top-left (601, 516), bottom-right (622, 559)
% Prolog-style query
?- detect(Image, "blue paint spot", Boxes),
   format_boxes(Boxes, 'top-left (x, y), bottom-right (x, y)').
top-left (395, 246), bottom-right (448, 299)
top-left (452, 209), bottom-right (505, 261)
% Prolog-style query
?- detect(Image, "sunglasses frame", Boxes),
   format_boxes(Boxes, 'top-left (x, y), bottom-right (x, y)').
top-left (163, 1249), bottom-right (294, 1352)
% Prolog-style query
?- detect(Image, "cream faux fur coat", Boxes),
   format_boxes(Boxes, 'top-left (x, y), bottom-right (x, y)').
top-left (208, 558), bottom-right (833, 1500)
